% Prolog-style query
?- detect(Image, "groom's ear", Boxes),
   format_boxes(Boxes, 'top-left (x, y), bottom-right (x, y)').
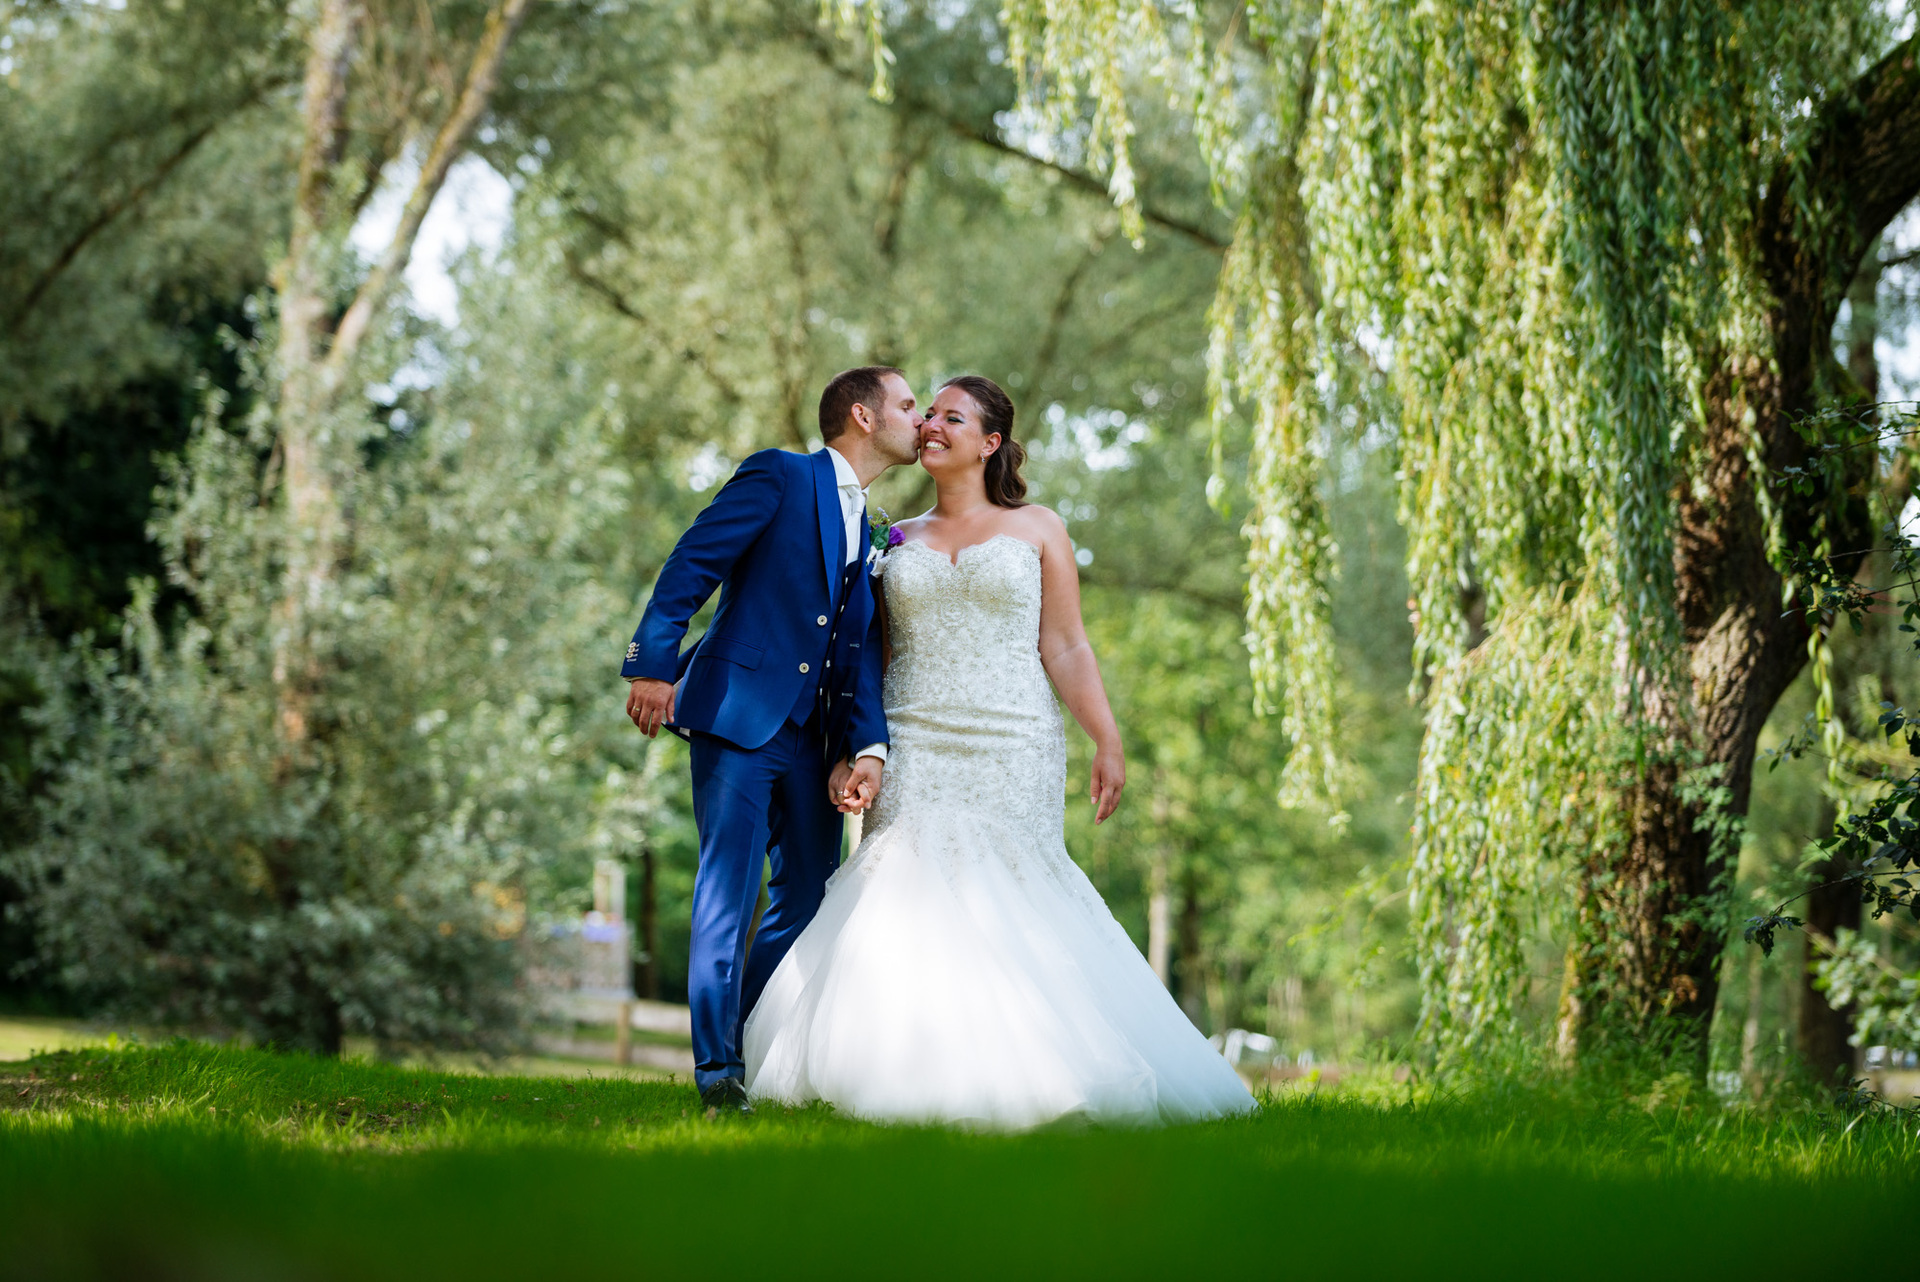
top-left (847, 400), bottom-right (875, 436)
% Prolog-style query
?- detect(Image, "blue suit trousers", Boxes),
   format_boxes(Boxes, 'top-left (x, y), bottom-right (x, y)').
top-left (687, 718), bottom-right (841, 1091)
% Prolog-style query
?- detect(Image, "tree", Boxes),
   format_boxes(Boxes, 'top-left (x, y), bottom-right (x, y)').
top-left (0, 0), bottom-right (294, 1012)
top-left (995, 0), bottom-right (1920, 1062)
top-left (2, 0), bottom-right (666, 1051)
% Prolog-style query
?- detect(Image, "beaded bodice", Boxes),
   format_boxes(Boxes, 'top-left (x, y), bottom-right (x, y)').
top-left (866, 535), bottom-right (1064, 834)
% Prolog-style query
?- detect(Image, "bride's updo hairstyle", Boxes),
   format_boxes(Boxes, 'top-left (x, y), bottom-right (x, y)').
top-left (940, 374), bottom-right (1027, 508)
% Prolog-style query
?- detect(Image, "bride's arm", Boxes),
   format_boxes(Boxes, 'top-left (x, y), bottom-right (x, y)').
top-left (1031, 509), bottom-right (1125, 824)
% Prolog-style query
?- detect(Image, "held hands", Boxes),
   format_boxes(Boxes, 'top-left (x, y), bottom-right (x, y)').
top-left (626, 678), bottom-right (676, 737)
top-left (1090, 745), bottom-right (1125, 825)
top-left (829, 756), bottom-right (884, 814)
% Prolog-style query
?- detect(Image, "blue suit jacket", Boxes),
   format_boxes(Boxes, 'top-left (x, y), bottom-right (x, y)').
top-left (621, 448), bottom-right (887, 759)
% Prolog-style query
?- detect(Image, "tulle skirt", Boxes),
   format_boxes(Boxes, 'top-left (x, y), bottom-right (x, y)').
top-left (742, 805), bottom-right (1257, 1130)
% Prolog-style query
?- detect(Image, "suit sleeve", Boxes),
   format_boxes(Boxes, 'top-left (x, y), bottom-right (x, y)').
top-left (843, 590), bottom-right (889, 757)
top-left (621, 451), bottom-right (788, 681)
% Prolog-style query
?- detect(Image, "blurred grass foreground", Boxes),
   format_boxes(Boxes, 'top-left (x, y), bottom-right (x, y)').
top-left (3, 1041), bottom-right (1917, 1280)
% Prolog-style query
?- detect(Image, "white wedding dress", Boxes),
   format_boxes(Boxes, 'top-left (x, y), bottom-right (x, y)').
top-left (743, 534), bottom-right (1255, 1129)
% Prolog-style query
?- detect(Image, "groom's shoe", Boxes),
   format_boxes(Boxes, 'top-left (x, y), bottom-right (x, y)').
top-left (699, 1077), bottom-right (753, 1118)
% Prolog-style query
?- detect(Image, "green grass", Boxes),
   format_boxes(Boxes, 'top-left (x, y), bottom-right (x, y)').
top-left (2, 1042), bottom-right (1917, 1279)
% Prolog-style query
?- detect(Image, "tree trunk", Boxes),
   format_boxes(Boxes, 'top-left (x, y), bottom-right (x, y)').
top-left (1557, 358), bottom-right (1812, 1062)
top-left (1175, 869), bottom-right (1205, 1030)
top-left (271, 0), bottom-right (360, 759)
top-left (272, 0), bottom-right (532, 765)
top-left (1799, 887), bottom-right (1863, 1083)
top-left (1146, 847), bottom-right (1171, 987)
top-left (1797, 257), bottom-right (1886, 1085)
top-left (1556, 37), bottom-right (1920, 1066)
top-left (317, 993), bottom-right (345, 1057)
top-left (1737, 942), bottom-right (1765, 1093)
top-left (638, 840), bottom-right (660, 1002)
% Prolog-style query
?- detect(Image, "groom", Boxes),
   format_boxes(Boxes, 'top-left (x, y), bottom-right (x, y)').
top-left (622, 366), bottom-right (923, 1114)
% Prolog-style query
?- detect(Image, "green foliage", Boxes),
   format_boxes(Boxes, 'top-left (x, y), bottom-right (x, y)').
top-left (4, 1040), bottom-right (1919, 1278)
top-left (1051, 416), bottom-right (1420, 1048)
top-left (0, 0), bottom-right (292, 437)
top-left (4, 264), bottom-right (638, 1051)
top-left (1813, 929), bottom-right (1920, 1051)
top-left (1410, 589), bottom-right (1626, 1052)
top-left (1750, 523), bottom-right (1920, 933)
top-left (1741, 514), bottom-right (1920, 1053)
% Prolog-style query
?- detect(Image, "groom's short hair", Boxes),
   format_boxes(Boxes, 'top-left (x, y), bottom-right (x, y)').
top-left (819, 366), bottom-right (904, 442)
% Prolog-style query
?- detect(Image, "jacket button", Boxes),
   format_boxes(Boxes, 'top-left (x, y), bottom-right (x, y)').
top-left (798, 663), bottom-right (810, 674)
top-left (817, 615), bottom-right (828, 625)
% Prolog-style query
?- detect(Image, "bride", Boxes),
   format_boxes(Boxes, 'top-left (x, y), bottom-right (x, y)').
top-left (743, 374), bottom-right (1255, 1129)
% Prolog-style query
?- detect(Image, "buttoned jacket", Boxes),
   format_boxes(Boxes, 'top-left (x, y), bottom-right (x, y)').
top-left (621, 447), bottom-right (887, 758)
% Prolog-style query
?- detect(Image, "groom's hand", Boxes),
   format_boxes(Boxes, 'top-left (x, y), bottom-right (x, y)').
top-left (830, 756), bottom-right (883, 813)
top-left (626, 678), bottom-right (675, 737)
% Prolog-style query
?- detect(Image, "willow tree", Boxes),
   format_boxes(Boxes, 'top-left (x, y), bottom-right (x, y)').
top-left (1000, 0), bottom-right (1920, 1059)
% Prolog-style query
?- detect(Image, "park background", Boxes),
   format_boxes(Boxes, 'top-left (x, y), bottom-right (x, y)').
top-left (7, 0), bottom-right (1920, 1086)
top-left (3, 0), bottom-right (1920, 1273)
top-left (0, 0), bottom-right (1435, 1066)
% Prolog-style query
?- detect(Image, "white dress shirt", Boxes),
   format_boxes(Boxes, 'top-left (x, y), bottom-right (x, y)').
top-left (824, 445), bottom-right (867, 565)
top-left (824, 446), bottom-right (887, 766)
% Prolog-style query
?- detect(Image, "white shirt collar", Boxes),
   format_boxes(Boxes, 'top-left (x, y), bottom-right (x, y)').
top-left (825, 445), bottom-right (863, 493)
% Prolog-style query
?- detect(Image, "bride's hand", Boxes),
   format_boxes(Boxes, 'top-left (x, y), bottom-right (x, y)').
top-left (1090, 745), bottom-right (1125, 824)
top-left (828, 757), bottom-right (883, 814)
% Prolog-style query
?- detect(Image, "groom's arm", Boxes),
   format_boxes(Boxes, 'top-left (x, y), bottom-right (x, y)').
top-left (843, 594), bottom-right (889, 761)
top-left (622, 450), bottom-right (788, 681)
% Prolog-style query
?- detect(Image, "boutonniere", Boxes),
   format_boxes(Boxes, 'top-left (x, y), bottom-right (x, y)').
top-left (867, 507), bottom-right (903, 573)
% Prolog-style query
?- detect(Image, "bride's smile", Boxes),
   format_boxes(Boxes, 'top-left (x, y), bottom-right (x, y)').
top-left (915, 386), bottom-right (996, 476)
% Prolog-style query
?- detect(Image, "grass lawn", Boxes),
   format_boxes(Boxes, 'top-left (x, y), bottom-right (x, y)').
top-left (0, 1016), bottom-right (122, 1063)
top-left (2, 1042), bottom-right (1916, 1280)
top-left (0, 1013), bottom-right (683, 1082)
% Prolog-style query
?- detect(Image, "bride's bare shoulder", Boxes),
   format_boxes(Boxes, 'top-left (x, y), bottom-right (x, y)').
top-left (1002, 504), bottom-right (1068, 547)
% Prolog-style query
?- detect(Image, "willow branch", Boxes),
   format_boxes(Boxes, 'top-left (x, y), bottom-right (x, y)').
top-left (322, 0), bottom-right (532, 385)
top-left (931, 108), bottom-right (1229, 254)
top-left (561, 253), bottom-right (748, 408)
top-left (1760, 32), bottom-right (1920, 428)
top-left (1882, 244), bottom-right (1920, 271)
top-left (7, 118), bottom-right (221, 332)
top-left (793, 29), bottom-right (1228, 253)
